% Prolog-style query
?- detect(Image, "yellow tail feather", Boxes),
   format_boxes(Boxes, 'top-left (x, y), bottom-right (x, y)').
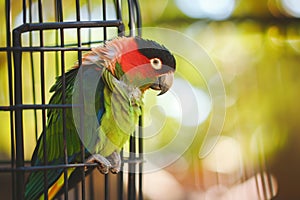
top-left (39, 167), bottom-right (75, 200)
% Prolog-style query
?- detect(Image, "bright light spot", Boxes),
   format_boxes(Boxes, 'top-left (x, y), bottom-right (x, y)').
top-left (200, 0), bottom-right (235, 19)
top-left (202, 136), bottom-right (241, 173)
top-left (152, 77), bottom-right (211, 127)
top-left (175, 0), bottom-right (235, 20)
top-left (143, 167), bottom-right (185, 200)
top-left (175, 0), bottom-right (205, 18)
top-left (282, 0), bottom-right (300, 17)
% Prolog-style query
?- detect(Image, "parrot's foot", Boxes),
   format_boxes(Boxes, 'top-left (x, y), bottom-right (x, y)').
top-left (85, 154), bottom-right (111, 174)
top-left (106, 151), bottom-right (121, 174)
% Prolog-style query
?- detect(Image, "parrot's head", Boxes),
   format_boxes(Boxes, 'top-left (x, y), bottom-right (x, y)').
top-left (103, 36), bottom-right (176, 95)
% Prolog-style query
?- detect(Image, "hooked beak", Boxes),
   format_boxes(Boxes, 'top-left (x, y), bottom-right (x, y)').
top-left (150, 71), bottom-right (174, 95)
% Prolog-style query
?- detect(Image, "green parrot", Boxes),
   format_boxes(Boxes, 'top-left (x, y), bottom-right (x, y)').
top-left (24, 36), bottom-right (176, 200)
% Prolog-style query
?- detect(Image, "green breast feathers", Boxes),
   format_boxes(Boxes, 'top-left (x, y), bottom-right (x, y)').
top-left (95, 68), bottom-right (142, 157)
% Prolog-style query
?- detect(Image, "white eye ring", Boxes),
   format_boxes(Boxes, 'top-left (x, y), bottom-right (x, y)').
top-left (150, 58), bottom-right (162, 70)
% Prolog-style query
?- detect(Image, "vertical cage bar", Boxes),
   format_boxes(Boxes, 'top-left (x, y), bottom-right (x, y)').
top-left (133, 0), bottom-right (142, 36)
top-left (115, 0), bottom-right (122, 21)
top-left (89, 173), bottom-right (95, 199)
top-left (74, 186), bottom-right (79, 200)
top-left (128, 0), bottom-right (136, 198)
top-left (75, 0), bottom-right (86, 199)
top-left (87, 0), bottom-right (92, 45)
top-left (105, 174), bottom-right (109, 200)
top-left (257, 145), bottom-right (269, 200)
top-left (115, 0), bottom-right (124, 35)
top-left (22, 0), bottom-right (26, 23)
top-left (37, 1), bottom-right (49, 199)
top-left (259, 147), bottom-right (275, 198)
top-left (136, 1), bottom-right (143, 197)
top-left (103, 0), bottom-right (107, 40)
top-left (13, 28), bottom-right (25, 200)
top-left (54, 0), bottom-right (60, 77)
top-left (128, 1), bottom-right (143, 199)
top-left (254, 172), bottom-right (262, 200)
top-left (127, 0), bottom-right (136, 36)
top-left (12, 1), bottom-right (29, 197)
top-left (128, 134), bottom-right (137, 200)
top-left (117, 0), bottom-right (125, 194)
top-left (5, 0), bottom-right (16, 199)
top-left (118, 150), bottom-right (124, 200)
top-left (86, 1), bottom-right (95, 199)
top-left (102, 1), bottom-right (109, 200)
top-left (61, 30), bottom-right (69, 200)
top-left (138, 114), bottom-right (143, 200)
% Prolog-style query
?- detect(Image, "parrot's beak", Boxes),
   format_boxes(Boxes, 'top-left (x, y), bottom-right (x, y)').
top-left (150, 71), bottom-right (174, 95)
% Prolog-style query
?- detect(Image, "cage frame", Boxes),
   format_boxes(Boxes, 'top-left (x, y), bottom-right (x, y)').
top-left (0, 0), bottom-right (144, 199)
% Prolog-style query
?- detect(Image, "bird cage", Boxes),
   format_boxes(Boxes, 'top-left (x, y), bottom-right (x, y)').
top-left (0, 0), bottom-right (143, 199)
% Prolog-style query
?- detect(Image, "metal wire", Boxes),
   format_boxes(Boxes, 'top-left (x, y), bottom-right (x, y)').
top-left (13, 17), bottom-right (25, 200)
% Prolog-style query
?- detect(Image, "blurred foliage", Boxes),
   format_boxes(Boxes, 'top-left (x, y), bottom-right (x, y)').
top-left (140, 0), bottom-right (300, 159)
top-left (139, 3), bottom-right (300, 195)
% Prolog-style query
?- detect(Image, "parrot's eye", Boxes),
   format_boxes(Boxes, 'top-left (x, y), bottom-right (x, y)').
top-left (150, 58), bottom-right (162, 70)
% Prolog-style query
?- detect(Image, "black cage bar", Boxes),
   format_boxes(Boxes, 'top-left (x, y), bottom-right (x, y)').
top-left (0, 0), bottom-right (143, 199)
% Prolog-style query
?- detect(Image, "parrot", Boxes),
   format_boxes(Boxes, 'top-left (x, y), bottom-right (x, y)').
top-left (24, 36), bottom-right (176, 200)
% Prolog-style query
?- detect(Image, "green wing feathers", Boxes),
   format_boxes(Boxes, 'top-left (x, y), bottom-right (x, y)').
top-left (25, 68), bottom-right (82, 200)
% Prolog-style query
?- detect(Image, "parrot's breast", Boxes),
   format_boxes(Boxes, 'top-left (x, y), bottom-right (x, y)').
top-left (95, 69), bottom-right (143, 157)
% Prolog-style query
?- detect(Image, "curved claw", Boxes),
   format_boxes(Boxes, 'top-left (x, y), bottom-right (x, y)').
top-left (85, 152), bottom-right (121, 174)
top-left (86, 154), bottom-right (112, 174)
top-left (106, 151), bottom-right (121, 174)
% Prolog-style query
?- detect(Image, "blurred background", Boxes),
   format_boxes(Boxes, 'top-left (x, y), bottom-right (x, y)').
top-left (1, 0), bottom-right (300, 199)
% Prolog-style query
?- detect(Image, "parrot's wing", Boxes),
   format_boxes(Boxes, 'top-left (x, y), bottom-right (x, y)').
top-left (25, 66), bottom-right (106, 200)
